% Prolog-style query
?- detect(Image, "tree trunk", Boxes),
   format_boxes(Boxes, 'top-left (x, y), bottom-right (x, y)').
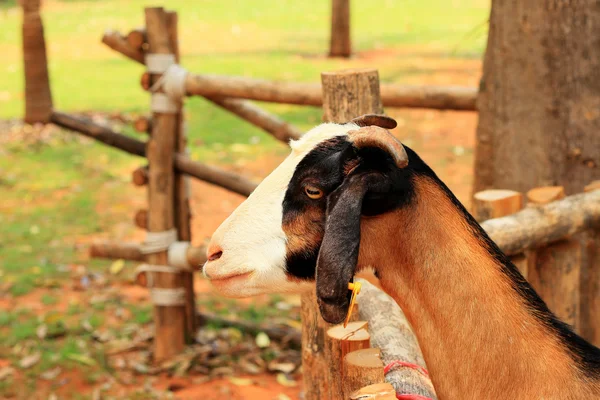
top-left (474, 1), bottom-right (600, 196)
top-left (329, 0), bottom-right (351, 58)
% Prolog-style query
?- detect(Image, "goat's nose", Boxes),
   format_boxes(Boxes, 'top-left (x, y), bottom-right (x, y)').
top-left (207, 247), bottom-right (223, 262)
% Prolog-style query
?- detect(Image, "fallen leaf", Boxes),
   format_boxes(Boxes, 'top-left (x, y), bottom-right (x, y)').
top-left (81, 320), bottom-right (94, 332)
top-left (255, 332), bottom-right (270, 348)
top-left (109, 259), bottom-right (125, 275)
top-left (274, 395), bottom-right (292, 400)
top-left (40, 367), bottom-right (62, 380)
top-left (66, 354), bottom-right (96, 366)
top-left (48, 394), bottom-right (58, 400)
top-left (228, 377), bottom-right (253, 386)
top-left (37, 324), bottom-right (48, 339)
top-left (19, 352), bottom-right (41, 369)
top-left (276, 373), bottom-right (297, 387)
top-left (0, 366), bottom-right (14, 380)
top-left (268, 362), bottom-right (296, 374)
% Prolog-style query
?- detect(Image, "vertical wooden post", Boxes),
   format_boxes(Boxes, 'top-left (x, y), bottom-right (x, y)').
top-left (581, 182), bottom-right (600, 345)
top-left (526, 186), bottom-right (581, 331)
top-left (301, 68), bottom-right (383, 400)
top-left (165, 10), bottom-right (196, 340)
top-left (144, 7), bottom-right (186, 361)
top-left (324, 321), bottom-right (371, 399)
top-left (329, 0), bottom-right (351, 58)
top-left (21, 0), bottom-right (53, 123)
top-left (472, 189), bottom-right (527, 277)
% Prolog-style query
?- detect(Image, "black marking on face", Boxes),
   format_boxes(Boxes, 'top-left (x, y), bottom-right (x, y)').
top-left (281, 134), bottom-right (418, 281)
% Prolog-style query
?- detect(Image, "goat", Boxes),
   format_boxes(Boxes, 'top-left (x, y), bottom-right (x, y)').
top-left (204, 115), bottom-right (600, 399)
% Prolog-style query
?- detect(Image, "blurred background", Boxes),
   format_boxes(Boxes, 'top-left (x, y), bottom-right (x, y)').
top-left (2, 1), bottom-right (488, 399)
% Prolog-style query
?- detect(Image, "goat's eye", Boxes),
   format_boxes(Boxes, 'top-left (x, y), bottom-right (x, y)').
top-left (304, 185), bottom-right (324, 199)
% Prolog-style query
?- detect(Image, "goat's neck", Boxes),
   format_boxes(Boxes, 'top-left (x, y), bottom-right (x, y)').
top-left (359, 177), bottom-right (591, 399)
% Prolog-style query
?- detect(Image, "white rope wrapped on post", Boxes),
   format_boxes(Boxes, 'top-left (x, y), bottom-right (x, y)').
top-left (146, 53), bottom-right (184, 114)
top-left (135, 263), bottom-right (188, 306)
top-left (140, 228), bottom-right (177, 254)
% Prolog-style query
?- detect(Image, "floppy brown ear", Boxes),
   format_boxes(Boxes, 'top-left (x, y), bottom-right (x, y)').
top-left (351, 114), bottom-right (398, 129)
top-left (348, 126), bottom-right (409, 168)
top-left (316, 173), bottom-right (385, 324)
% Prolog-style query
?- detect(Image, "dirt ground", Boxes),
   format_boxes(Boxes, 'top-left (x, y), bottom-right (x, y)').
top-left (1, 49), bottom-right (480, 399)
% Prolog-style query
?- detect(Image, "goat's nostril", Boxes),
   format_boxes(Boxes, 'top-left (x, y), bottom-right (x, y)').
top-left (208, 250), bottom-right (223, 262)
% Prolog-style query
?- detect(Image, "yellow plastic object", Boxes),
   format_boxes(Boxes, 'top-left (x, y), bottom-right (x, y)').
top-left (343, 281), bottom-right (362, 328)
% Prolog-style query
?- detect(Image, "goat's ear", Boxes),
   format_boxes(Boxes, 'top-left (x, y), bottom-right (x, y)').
top-left (316, 174), bottom-right (381, 324)
top-left (348, 126), bottom-right (409, 169)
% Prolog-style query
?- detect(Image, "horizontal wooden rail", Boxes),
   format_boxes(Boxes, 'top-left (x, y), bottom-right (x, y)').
top-left (185, 73), bottom-right (477, 111)
top-left (89, 240), bottom-right (207, 267)
top-left (101, 31), bottom-right (302, 143)
top-left (101, 30), bottom-right (477, 111)
top-left (482, 190), bottom-right (600, 256)
top-left (50, 111), bottom-right (258, 196)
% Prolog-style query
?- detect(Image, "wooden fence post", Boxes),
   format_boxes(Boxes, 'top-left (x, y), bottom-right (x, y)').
top-left (301, 68), bottom-right (383, 400)
top-left (473, 189), bottom-right (527, 277)
top-left (144, 7), bottom-right (186, 361)
top-left (329, 0), bottom-right (351, 58)
top-left (21, 0), bottom-right (53, 123)
top-left (164, 10), bottom-right (197, 340)
top-left (526, 186), bottom-right (581, 331)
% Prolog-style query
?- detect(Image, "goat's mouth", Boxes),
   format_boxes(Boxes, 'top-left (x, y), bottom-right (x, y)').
top-left (209, 271), bottom-right (254, 284)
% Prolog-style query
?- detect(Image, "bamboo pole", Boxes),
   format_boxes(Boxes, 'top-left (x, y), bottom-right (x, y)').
top-left (480, 190), bottom-right (600, 256)
top-left (300, 68), bottom-right (383, 400)
top-left (526, 187), bottom-right (581, 330)
top-left (21, 0), bottom-right (53, 123)
top-left (343, 348), bottom-right (386, 399)
top-left (473, 189), bottom-right (527, 277)
top-left (329, 0), bottom-right (351, 58)
top-left (144, 7), bottom-right (186, 361)
top-left (325, 321), bottom-right (371, 399)
top-left (49, 111), bottom-right (258, 196)
top-left (89, 241), bottom-right (207, 267)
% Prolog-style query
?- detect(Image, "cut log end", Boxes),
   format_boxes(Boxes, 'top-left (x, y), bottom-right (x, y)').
top-left (134, 209), bottom-right (148, 230)
top-left (584, 180), bottom-right (600, 193)
top-left (134, 116), bottom-right (152, 134)
top-left (132, 166), bottom-right (149, 186)
top-left (527, 186), bottom-right (565, 205)
top-left (343, 348), bottom-right (386, 399)
top-left (350, 383), bottom-right (397, 400)
top-left (126, 28), bottom-right (147, 51)
top-left (473, 189), bottom-right (522, 221)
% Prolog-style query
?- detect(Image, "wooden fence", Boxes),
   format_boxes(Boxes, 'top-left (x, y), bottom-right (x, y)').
top-left (20, 3), bottom-right (600, 398)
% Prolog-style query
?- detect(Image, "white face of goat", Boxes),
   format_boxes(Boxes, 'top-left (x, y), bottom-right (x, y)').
top-left (204, 115), bottom-right (409, 323)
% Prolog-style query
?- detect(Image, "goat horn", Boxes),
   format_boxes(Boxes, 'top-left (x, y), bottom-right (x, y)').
top-left (348, 126), bottom-right (409, 168)
top-left (351, 114), bottom-right (398, 130)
